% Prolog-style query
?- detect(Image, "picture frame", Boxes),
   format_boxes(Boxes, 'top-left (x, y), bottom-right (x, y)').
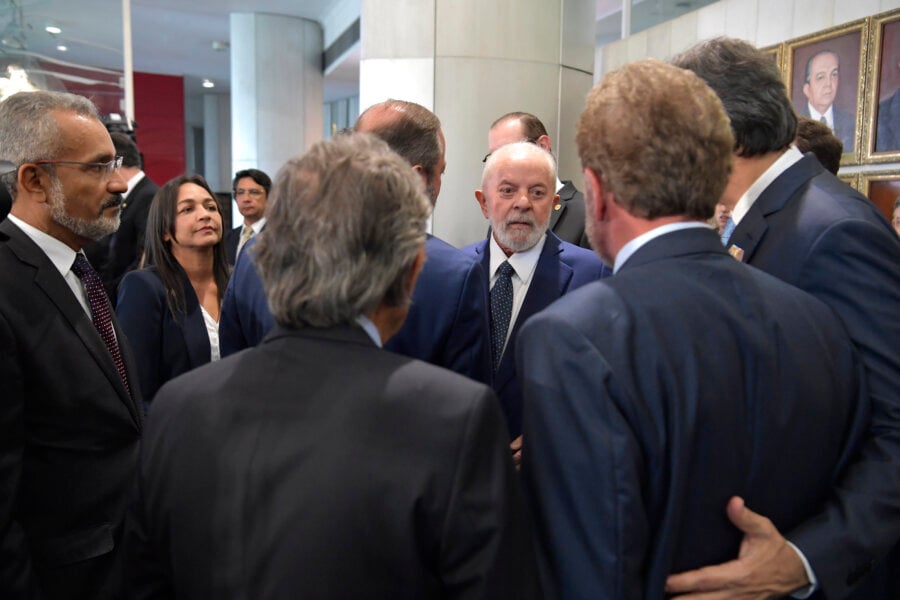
top-left (838, 172), bottom-right (859, 191)
top-left (859, 169), bottom-right (900, 225)
top-left (760, 43), bottom-right (784, 76)
top-left (785, 19), bottom-right (869, 165)
top-left (863, 9), bottom-right (900, 163)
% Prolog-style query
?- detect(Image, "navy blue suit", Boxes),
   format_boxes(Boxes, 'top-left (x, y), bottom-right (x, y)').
top-left (116, 267), bottom-right (212, 406)
top-left (520, 227), bottom-right (868, 599)
top-left (462, 232), bottom-right (609, 438)
top-left (219, 234), bottom-right (492, 385)
top-left (727, 154), bottom-right (900, 598)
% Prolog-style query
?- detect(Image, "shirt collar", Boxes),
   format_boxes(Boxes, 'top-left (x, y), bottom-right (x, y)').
top-left (806, 102), bottom-right (834, 126)
top-left (731, 146), bottom-right (803, 225)
top-left (355, 315), bottom-right (382, 347)
top-left (488, 231), bottom-right (546, 284)
top-left (250, 217), bottom-right (267, 234)
top-left (6, 213), bottom-right (79, 278)
top-left (124, 170), bottom-right (145, 197)
top-left (614, 221), bottom-right (709, 273)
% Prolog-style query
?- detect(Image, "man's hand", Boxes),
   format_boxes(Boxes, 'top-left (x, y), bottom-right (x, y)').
top-left (665, 496), bottom-right (810, 599)
top-left (510, 435), bottom-right (522, 470)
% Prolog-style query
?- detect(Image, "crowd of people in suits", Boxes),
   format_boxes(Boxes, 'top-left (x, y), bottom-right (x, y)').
top-left (1, 34), bottom-right (899, 600)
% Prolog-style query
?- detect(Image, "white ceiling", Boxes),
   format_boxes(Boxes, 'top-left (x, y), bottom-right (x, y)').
top-left (0, 0), bottom-right (358, 100)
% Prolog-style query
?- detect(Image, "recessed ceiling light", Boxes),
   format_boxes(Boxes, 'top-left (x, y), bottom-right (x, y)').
top-left (45, 25), bottom-right (61, 35)
top-left (56, 44), bottom-right (67, 52)
top-left (202, 78), bottom-right (215, 89)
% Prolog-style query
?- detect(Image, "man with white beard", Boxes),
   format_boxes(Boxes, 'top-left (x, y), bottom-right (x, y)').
top-left (462, 142), bottom-right (608, 465)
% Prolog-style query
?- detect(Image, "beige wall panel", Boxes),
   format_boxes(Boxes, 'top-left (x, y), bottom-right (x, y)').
top-left (362, 0), bottom-right (435, 59)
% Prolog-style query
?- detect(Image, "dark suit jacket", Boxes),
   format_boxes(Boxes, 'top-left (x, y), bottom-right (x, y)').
top-left (461, 232), bottom-right (609, 438)
top-left (223, 225), bottom-right (241, 266)
top-left (124, 323), bottom-right (535, 599)
top-left (520, 227), bottom-right (868, 599)
top-left (727, 154), bottom-right (900, 598)
top-left (799, 104), bottom-right (855, 152)
top-left (219, 234), bottom-right (493, 385)
top-left (0, 219), bottom-right (143, 599)
top-left (116, 266), bottom-right (212, 406)
top-left (876, 88), bottom-right (900, 152)
top-left (551, 180), bottom-right (590, 248)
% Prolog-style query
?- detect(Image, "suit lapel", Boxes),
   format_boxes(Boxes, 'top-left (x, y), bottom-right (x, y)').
top-left (3, 221), bottom-right (142, 426)
top-left (728, 155), bottom-right (820, 264)
top-left (550, 181), bottom-right (575, 231)
top-left (175, 267), bottom-right (212, 368)
top-left (495, 235), bottom-right (573, 390)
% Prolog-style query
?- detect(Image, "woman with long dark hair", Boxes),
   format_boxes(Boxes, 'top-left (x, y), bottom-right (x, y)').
top-left (116, 174), bottom-right (229, 408)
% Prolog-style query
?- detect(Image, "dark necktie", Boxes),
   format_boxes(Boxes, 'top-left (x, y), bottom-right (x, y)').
top-left (71, 253), bottom-right (132, 397)
top-left (490, 261), bottom-right (515, 373)
top-left (820, 115), bottom-right (828, 126)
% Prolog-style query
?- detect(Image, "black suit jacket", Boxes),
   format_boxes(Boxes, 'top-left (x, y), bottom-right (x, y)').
top-left (223, 225), bottom-right (241, 266)
top-left (105, 175), bottom-right (158, 283)
top-left (727, 154), bottom-right (900, 598)
top-left (551, 180), bottom-right (590, 248)
top-left (0, 219), bottom-right (143, 599)
top-left (520, 227), bottom-right (868, 599)
top-left (116, 266), bottom-right (212, 406)
top-left (125, 324), bottom-right (535, 598)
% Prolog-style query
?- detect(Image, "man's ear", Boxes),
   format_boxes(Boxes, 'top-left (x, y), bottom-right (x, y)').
top-left (582, 167), bottom-right (607, 221)
top-left (474, 189), bottom-right (490, 219)
top-left (412, 164), bottom-right (429, 189)
top-left (536, 134), bottom-right (552, 152)
top-left (18, 164), bottom-right (49, 200)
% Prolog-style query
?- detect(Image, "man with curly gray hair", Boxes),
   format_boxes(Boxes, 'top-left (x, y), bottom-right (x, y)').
top-left (125, 133), bottom-right (534, 599)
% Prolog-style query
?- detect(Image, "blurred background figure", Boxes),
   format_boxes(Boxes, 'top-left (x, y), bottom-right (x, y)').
top-left (795, 116), bottom-right (843, 175)
top-left (116, 174), bottom-right (229, 409)
top-left (224, 168), bottom-right (270, 266)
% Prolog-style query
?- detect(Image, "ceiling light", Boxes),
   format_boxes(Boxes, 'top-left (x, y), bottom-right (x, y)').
top-left (211, 40), bottom-right (229, 52)
top-left (45, 25), bottom-right (62, 35)
top-left (202, 78), bottom-right (214, 89)
top-left (56, 44), bottom-right (67, 52)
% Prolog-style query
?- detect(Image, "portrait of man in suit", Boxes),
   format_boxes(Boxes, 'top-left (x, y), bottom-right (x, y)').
top-left (124, 133), bottom-right (533, 598)
top-left (874, 17), bottom-right (900, 153)
top-left (462, 141), bottom-right (608, 463)
top-left (520, 58), bottom-right (868, 600)
top-left (790, 32), bottom-right (862, 155)
top-left (0, 91), bottom-right (143, 599)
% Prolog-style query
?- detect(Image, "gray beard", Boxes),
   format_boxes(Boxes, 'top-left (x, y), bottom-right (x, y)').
top-left (48, 177), bottom-right (120, 241)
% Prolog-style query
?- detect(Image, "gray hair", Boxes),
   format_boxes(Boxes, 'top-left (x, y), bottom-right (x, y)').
top-left (482, 141), bottom-right (556, 189)
top-left (254, 133), bottom-right (431, 328)
top-left (0, 91), bottom-right (100, 199)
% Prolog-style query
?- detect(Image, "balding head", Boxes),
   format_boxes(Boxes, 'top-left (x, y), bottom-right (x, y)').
top-left (355, 100), bottom-right (445, 204)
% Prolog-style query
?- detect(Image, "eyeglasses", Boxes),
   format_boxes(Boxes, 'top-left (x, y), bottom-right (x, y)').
top-left (35, 156), bottom-right (123, 175)
top-left (234, 188), bottom-right (265, 197)
top-left (482, 137), bottom-right (538, 163)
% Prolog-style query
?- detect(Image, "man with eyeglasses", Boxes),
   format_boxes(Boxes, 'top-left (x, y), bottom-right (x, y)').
top-left (486, 112), bottom-right (591, 248)
top-left (0, 90), bottom-right (143, 599)
top-left (224, 168), bottom-right (271, 265)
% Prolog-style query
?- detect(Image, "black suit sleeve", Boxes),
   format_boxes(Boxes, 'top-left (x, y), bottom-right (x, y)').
top-left (439, 387), bottom-right (536, 599)
top-left (0, 310), bottom-right (40, 597)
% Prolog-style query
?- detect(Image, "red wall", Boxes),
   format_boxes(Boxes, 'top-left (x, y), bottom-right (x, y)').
top-left (134, 72), bottom-right (185, 185)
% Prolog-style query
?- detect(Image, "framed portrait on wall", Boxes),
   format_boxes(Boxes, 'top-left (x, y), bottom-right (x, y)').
top-left (760, 43), bottom-right (784, 75)
top-left (860, 170), bottom-right (900, 229)
top-left (785, 19), bottom-right (869, 165)
top-left (864, 9), bottom-right (900, 162)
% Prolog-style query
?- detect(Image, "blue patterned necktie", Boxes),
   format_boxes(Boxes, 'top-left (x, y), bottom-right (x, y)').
top-left (490, 261), bottom-right (515, 373)
top-left (721, 217), bottom-right (736, 246)
top-left (71, 253), bottom-right (132, 397)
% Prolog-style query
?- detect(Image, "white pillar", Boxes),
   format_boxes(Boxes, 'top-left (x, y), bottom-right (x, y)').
top-left (230, 13), bottom-right (324, 181)
top-left (360, 0), bottom-right (594, 247)
top-left (203, 93), bottom-right (231, 195)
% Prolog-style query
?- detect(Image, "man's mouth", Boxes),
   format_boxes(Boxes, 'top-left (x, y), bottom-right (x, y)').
top-left (100, 195), bottom-right (123, 212)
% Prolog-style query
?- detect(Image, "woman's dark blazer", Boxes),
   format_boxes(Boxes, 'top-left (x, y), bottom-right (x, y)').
top-left (116, 266), bottom-right (211, 406)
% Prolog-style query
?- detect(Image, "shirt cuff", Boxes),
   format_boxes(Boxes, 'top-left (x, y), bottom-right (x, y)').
top-left (786, 540), bottom-right (818, 598)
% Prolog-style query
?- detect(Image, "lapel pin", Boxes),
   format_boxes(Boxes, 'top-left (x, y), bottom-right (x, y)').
top-left (553, 204), bottom-right (561, 211)
top-left (728, 245), bottom-right (744, 262)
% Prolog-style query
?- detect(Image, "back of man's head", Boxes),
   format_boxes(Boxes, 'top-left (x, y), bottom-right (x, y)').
top-left (577, 59), bottom-right (733, 221)
top-left (110, 132), bottom-right (142, 169)
top-left (255, 133), bottom-right (431, 329)
top-left (671, 37), bottom-right (797, 158)
top-left (795, 116), bottom-right (843, 174)
top-left (355, 99), bottom-right (443, 178)
top-left (0, 91), bottom-right (99, 199)
top-left (490, 112), bottom-right (548, 141)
